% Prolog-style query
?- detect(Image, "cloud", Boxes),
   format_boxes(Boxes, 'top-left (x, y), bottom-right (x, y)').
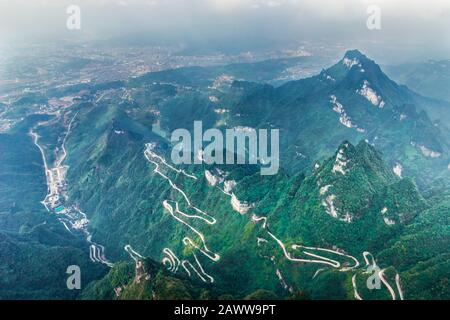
top-left (0, 0), bottom-right (449, 60)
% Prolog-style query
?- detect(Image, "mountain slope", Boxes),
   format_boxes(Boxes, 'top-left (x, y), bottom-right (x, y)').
top-left (47, 50), bottom-right (447, 300)
top-left (150, 49), bottom-right (449, 187)
top-left (0, 124), bottom-right (107, 299)
top-left (384, 60), bottom-right (450, 103)
top-left (5, 49), bottom-right (448, 300)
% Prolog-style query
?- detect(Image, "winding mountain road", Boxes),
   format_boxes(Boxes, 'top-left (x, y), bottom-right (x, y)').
top-left (145, 144), bottom-right (219, 283)
top-left (125, 245), bottom-right (144, 263)
top-left (144, 143), bottom-right (405, 299)
top-left (31, 113), bottom-right (113, 268)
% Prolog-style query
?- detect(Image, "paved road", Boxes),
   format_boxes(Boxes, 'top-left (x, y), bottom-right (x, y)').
top-left (144, 144), bottom-right (405, 298)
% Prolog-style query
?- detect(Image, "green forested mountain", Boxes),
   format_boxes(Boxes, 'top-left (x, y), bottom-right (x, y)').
top-left (384, 59), bottom-right (450, 103)
top-left (132, 50), bottom-right (449, 187)
top-left (1, 50), bottom-right (449, 300)
top-left (0, 126), bottom-right (107, 299)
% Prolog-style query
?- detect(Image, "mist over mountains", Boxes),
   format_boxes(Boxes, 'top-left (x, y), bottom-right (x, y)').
top-left (1, 0), bottom-right (450, 62)
top-left (0, 0), bottom-right (449, 302)
top-left (1, 46), bottom-right (449, 300)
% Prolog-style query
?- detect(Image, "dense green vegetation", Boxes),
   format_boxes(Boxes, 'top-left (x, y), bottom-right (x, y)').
top-left (1, 50), bottom-right (449, 300)
top-left (0, 124), bottom-right (107, 299)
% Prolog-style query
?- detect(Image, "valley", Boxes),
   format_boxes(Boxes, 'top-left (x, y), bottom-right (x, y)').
top-left (142, 141), bottom-right (405, 300)
top-left (29, 112), bottom-right (113, 268)
top-left (1, 47), bottom-right (449, 300)
top-left (1, 0), bottom-right (449, 304)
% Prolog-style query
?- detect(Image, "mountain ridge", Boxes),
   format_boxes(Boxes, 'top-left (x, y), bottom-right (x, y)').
top-left (1, 48), bottom-right (449, 300)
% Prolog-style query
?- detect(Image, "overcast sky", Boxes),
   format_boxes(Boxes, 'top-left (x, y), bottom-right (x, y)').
top-left (1, 0), bottom-right (449, 61)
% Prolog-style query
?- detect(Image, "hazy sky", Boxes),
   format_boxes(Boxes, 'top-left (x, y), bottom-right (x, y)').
top-left (1, 0), bottom-right (449, 61)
